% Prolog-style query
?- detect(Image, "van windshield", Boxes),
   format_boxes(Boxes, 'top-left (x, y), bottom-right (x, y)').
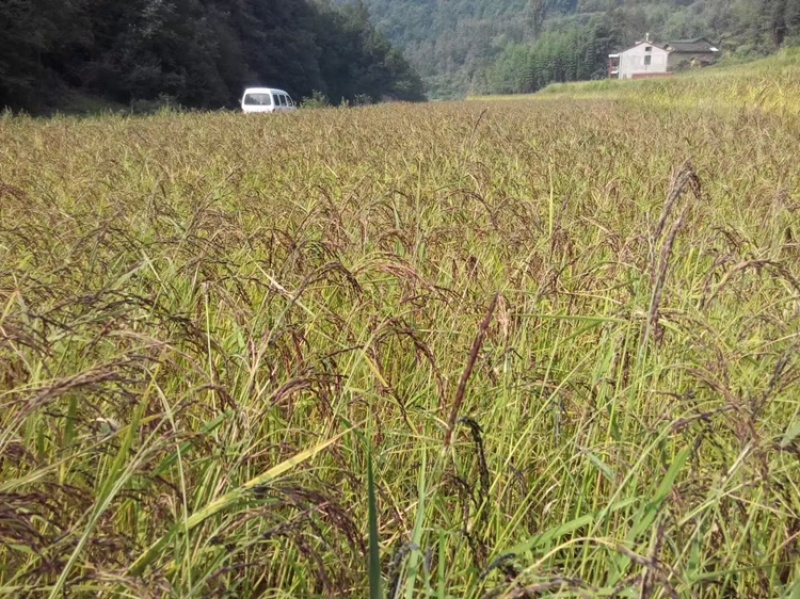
top-left (244, 93), bottom-right (272, 106)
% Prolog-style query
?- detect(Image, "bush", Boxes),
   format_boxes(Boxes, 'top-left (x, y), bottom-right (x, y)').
top-left (301, 90), bottom-right (331, 109)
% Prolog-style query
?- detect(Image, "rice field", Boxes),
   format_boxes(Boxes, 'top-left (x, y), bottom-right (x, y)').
top-left (1, 55), bottom-right (800, 598)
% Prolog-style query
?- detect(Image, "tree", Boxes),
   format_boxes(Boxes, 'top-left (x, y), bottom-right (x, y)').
top-left (526, 0), bottom-right (547, 37)
top-left (0, 0), bottom-right (88, 109)
top-left (0, 0), bottom-right (424, 113)
top-left (488, 15), bottom-right (621, 95)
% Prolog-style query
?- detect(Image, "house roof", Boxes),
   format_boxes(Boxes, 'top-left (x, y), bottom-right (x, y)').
top-left (608, 36), bottom-right (720, 59)
top-left (664, 37), bottom-right (719, 53)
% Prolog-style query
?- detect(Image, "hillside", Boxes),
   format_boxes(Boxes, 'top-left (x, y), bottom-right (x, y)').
top-left (350, 0), bottom-right (800, 98)
top-left (0, 0), bottom-right (424, 114)
top-left (472, 46), bottom-right (800, 116)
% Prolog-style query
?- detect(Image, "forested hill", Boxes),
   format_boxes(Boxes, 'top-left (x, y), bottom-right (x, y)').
top-left (349, 0), bottom-right (800, 98)
top-left (0, 0), bottom-right (425, 114)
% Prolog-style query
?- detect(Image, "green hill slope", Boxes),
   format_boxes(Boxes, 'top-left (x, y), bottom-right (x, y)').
top-left (346, 0), bottom-right (799, 98)
top-left (472, 47), bottom-right (800, 118)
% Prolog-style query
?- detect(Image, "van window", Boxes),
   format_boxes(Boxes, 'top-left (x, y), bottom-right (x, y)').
top-left (279, 95), bottom-right (288, 106)
top-left (272, 93), bottom-right (280, 105)
top-left (244, 93), bottom-right (272, 106)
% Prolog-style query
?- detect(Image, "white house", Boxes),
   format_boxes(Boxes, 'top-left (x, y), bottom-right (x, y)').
top-left (608, 34), bottom-right (719, 79)
top-left (608, 35), bottom-right (670, 79)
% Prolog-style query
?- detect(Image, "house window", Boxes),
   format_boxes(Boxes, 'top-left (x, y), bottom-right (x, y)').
top-left (645, 46), bottom-right (652, 52)
top-left (644, 55), bottom-right (652, 66)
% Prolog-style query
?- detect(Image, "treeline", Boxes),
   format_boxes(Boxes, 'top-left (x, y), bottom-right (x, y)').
top-left (767, 0), bottom-right (800, 46)
top-left (489, 18), bottom-right (617, 93)
top-left (352, 0), bottom-right (800, 97)
top-left (0, 0), bottom-right (425, 113)
top-left (490, 0), bottom-right (800, 94)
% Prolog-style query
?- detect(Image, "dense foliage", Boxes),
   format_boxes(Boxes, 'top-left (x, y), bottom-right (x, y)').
top-left (0, 0), bottom-right (425, 113)
top-left (350, 0), bottom-right (800, 97)
top-left (488, 17), bottom-right (618, 93)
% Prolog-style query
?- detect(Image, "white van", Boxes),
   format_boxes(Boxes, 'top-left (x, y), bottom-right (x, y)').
top-left (241, 87), bottom-right (297, 113)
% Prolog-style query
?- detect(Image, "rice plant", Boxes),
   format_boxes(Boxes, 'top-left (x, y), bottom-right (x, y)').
top-left (1, 56), bottom-right (800, 598)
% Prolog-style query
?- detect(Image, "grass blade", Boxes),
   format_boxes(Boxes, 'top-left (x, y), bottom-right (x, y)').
top-left (368, 447), bottom-right (383, 599)
top-left (128, 428), bottom-right (351, 576)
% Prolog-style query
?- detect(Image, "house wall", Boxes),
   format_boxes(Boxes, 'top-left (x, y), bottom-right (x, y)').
top-left (667, 52), bottom-right (717, 69)
top-left (617, 43), bottom-right (669, 79)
